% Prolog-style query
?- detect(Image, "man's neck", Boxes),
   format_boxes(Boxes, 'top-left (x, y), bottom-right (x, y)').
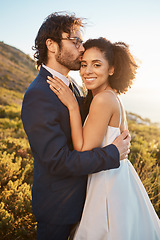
top-left (45, 61), bottom-right (69, 77)
top-left (42, 64), bottom-right (70, 87)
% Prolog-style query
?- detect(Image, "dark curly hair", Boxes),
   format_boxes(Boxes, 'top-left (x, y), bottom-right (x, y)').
top-left (83, 37), bottom-right (138, 93)
top-left (32, 12), bottom-right (85, 68)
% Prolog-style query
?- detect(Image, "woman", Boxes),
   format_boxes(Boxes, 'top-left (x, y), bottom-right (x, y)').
top-left (47, 38), bottom-right (160, 239)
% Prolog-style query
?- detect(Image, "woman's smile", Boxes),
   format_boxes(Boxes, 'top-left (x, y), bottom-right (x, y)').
top-left (84, 77), bottom-right (97, 83)
top-left (80, 47), bottom-right (112, 95)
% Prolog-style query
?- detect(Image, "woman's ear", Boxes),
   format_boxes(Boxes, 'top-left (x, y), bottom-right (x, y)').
top-left (46, 39), bottom-right (58, 53)
top-left (109, 66), bottom-right (114, 76)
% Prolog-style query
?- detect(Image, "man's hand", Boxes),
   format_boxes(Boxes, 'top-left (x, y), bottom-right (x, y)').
top-left (112, 130), bottom-right (131, 160)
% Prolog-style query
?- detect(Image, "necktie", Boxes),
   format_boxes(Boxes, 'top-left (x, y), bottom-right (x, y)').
top-left (69, 81), bottom-right (79, 97)
top-left (69, 82), bottom-right (73, 91)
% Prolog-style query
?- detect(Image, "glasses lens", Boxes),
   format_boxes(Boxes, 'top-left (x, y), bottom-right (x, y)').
top-left (72, 37), bottom-right (83, 48)
top-left (76, 38), bottom-right (82, 48)
top-left (62, 37), bottom-right (83, 48)
top-left (77, 38), bottom-right (82, 48)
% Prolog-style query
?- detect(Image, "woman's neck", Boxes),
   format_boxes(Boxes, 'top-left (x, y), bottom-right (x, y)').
top-left (92, 85), bottom-right (114, 97)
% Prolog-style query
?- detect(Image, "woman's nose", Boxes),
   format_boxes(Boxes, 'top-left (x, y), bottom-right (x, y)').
top-left (85, 65), bottom-right (92, 74)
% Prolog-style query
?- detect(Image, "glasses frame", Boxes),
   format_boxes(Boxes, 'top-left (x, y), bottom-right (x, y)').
top-left (61, 37), bottom-right (83, 49)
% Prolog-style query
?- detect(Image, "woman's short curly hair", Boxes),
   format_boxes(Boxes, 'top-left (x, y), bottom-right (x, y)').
top-left (83, 37), bottom-right (138, 93)
top-left (32, 12), bottom-right (84, 68)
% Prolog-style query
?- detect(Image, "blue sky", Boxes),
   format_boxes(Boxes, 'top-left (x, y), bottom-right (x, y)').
top-left (1, 0), bottom-right (160, 122)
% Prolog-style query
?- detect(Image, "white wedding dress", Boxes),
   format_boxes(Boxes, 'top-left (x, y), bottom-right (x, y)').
top-left (74, 91), bottom-right (160, 240)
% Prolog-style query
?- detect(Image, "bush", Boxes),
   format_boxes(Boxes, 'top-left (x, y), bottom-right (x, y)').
top-left (0, 118), bottom-right (36, 239)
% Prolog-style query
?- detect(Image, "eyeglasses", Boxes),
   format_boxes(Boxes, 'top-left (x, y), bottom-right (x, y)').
top-left (61, 37), bottom-right (83, 49)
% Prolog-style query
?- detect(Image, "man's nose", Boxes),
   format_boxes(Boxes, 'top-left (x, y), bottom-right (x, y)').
top-left (79, 44), bottom-right (85, 52)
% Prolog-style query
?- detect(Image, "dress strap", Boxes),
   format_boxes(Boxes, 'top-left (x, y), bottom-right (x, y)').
top-left (105, 90), bottom-right (122, 128)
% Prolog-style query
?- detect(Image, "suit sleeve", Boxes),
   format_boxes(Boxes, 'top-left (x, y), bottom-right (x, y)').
top-left (21, 86), bottom-right (120, 177)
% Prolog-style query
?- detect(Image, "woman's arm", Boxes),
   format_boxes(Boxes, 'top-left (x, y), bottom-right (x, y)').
top-left (47, 76), bottom-right (84, 150)
top-left (80, 92), bottom-right (114, 151)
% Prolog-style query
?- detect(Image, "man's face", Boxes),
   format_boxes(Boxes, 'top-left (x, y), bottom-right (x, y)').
top-left (55, 28), bottom-right (84, 71)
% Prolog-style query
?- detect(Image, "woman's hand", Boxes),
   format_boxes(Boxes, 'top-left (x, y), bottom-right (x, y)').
top-left (47, 75), bottom-right (78, 111)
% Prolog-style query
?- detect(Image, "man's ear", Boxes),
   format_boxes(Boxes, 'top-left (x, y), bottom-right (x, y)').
top-left (109, 66), bottom-right (114, 76)
top-left (46, 39), bottom-right (58, 53)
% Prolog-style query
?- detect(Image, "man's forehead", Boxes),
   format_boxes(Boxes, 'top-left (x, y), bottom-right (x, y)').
top-left (70, 27), bottom-right (83, 38)
top-left (62, 27), bottom-right (82, 38)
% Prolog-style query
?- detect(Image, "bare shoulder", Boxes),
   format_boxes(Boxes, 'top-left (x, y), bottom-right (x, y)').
top-left (90, 90), bottom-right (119, 111)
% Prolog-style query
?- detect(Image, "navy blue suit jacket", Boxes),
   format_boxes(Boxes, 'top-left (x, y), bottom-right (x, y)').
top-left (21, 66), bottom-right (120, 225)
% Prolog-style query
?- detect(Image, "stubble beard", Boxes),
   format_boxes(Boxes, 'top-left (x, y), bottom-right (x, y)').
top-left (55, 48), bottom-right (81, 71)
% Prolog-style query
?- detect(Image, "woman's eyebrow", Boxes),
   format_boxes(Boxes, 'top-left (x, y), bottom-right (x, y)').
top-left (92, 59), bottom-right (103, 63)
top-left (81, 59), bottom-right (103, 63)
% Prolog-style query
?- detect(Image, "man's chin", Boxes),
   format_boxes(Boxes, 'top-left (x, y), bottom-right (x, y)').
top-left (71, 67), bottom-right (80, 71)
top-left (70, 64), bottom-right (81, 71)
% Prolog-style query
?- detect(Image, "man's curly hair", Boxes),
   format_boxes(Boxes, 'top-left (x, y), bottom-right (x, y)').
top-left (32, 12), bottom-right (85, 68)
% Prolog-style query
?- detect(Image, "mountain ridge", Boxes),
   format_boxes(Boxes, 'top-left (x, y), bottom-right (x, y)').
top-left (0, 41), bottom-right (38, 94)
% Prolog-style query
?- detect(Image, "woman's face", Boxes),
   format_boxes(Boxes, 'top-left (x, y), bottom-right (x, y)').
top-left (80, 47), bottom-right (114, 95)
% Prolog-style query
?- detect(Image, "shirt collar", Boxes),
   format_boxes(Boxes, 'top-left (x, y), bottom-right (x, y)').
top-left (42, 64), bottom-right (70, 87)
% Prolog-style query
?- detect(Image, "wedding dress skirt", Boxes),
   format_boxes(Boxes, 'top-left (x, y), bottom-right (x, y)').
top-left (74, 126), bottom-right (160, 240)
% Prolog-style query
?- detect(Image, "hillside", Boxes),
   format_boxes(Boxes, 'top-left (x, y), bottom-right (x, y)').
top-left (0, 41), bottom-right (38, 106)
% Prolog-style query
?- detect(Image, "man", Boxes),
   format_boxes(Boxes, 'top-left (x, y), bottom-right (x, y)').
top-left (21, 12), bottom-right (130, 240)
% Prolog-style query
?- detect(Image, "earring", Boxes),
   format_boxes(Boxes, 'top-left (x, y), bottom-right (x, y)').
top-left (109, 72), bottom-right (114, 76)
top-left (109, 66), bottom-right (114, 76)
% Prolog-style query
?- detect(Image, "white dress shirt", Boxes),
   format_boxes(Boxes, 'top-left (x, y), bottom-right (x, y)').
top-left (42, 64), bottom-right (70, 87)
top-left (42, 64), bottom-right (83, 97)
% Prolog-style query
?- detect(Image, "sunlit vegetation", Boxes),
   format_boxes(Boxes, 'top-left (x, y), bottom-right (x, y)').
top-left (128, 120), bottom-right (160, 215)
top-left (0, 42), bottom-right (37, 239)
top-left (0, 104), bottom-right (36, 239)
top-left (0, 41), bottom-right (159, 239)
